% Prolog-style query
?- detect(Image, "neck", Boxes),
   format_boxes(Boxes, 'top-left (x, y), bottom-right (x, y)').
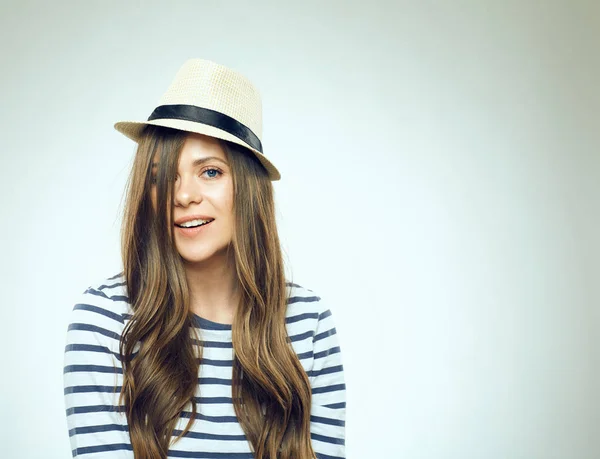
top-left (183, 248), bottom-right (240, 325)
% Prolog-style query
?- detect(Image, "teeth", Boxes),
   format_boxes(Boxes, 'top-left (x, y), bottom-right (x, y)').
top-left (180, 219), bottom-right (212, 228)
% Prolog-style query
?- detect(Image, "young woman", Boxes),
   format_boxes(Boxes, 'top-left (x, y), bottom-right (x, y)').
top-left (63, 59), bottom-right (346, 459)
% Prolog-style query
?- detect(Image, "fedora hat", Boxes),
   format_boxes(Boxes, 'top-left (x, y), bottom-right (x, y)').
top-left (114, 58), bottom-right (281, 181)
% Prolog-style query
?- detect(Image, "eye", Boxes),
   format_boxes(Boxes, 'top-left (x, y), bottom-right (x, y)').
top-left (201, 167), bottom-right (223, 179)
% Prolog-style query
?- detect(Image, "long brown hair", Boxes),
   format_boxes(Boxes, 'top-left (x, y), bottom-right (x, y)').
top-left (118, 125), bottom-right (315, 458)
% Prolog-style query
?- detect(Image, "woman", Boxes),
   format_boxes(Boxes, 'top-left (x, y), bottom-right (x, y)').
top-left (63, 59), bottom-right (346, 459)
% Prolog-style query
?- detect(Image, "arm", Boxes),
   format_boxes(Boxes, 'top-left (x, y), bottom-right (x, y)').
top-left (63, 288), bottom-right (133, 458)
top-left (309, 298), bottom-right (347, 459)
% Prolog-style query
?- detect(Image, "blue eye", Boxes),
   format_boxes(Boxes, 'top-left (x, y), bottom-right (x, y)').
top-left (202, 168), bottom-right (222, 179)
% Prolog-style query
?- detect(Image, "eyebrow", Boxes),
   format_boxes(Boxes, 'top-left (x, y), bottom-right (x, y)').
top-left (151, 156), bottom-right (228, 168)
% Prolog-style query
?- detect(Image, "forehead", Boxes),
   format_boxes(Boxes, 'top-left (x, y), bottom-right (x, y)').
top-left (152, 133), bottom-right (228, 167)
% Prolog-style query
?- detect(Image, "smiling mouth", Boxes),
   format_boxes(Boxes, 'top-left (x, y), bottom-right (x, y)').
top-left (175, 219), bottom-right (215, 229)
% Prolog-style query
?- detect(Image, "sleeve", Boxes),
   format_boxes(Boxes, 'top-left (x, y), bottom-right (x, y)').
top-left (63, 287), bottom-right (134, 458)
top-left (308, 297), bottom-right (347, 459)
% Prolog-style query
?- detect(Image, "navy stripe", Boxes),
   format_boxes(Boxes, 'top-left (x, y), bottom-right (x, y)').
top-left (173, 429), bottom-right (246, 441)
top-left (324, 402), bottom-right (346, 409)
top-left (65, 343), bottom-right (117, 357)
top-left (66, 405), bottom-right (125, 416)
top-left (307, 365), bottom-right (344, 378)
top-left (286, 312), bottom-right (319, 324)
top-left (70, 322), bottom-right (327, 350)
top-left (69, 422), bottom-right (343, 445)
top-left (168, 451), bottom-right (254, 458)
top-left (311, 432), bottom-right (345, 445)
top-left (73, 303), bottom-right (125, 324)
top-left (198, 377), bottom-right (232, 385)
top-left (64, 385), bottom-right (120, 395)
top-left (193, 396), bottom-right (233, 404)
top-left (199, 358), bottom-right (233, 367)
top-left (98, 281), bottom-right (126, 290)
top-left (85, 287), bottom-right (128, 302)
top-left (191, 310), bottom-right (320, 330)
top-left (67, 405), bottom-right (243, 425)
top-left (69, 424), bottom-right (128, 437)
top-left (286, 282), bottom-right (303, 288)
top-left (73, 443), bottom-right (132, 456)
top-left (66, 379), bottom-right (344, 397)
top-left (297, 350), bottom-right (314, 360)
top-left (314, 346), bottom-right (340, 360)
top-left (192, 314), bottom-right (232, 330)
top-left (68, 424), bottom-right (249, 441)
top-left (179, 411), bottom-right (239, 423)
top-left (311, 414), bottom-right (345, 427)
top-left (312, 383), bottom-right (346, 395)
top-left (289, 330), bottom-right (314, 342)
top-left (287, 295), bottom-right (320, 304)
top-left (194, 328), bottom-right (316, 348)
top-left (68, 323), bottom-right (121, 341)
top-left (64, 364), bottom-right (122, 375)
top-left (314, 327), bottom-right (336, 342)
top-left (318, 309), bottom-right (332, 321)
top-left (65, 343), bottom-right (138, 362)
top-left (107, 272), bottom-right (124, 280)
top-left (124, 312), bottom-right (319, 326)
top-left (65, 379), bottom-right (242, 394)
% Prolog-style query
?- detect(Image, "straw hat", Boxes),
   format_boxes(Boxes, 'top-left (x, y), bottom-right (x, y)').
top-left (114, 58), bottom-right (281, 181)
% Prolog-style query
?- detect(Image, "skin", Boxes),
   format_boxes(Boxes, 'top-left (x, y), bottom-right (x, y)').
top-left (150, 132), bottom-right (240, 324)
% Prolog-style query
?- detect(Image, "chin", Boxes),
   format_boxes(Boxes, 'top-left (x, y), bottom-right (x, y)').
top-left (179, 248), bottom-right (214, 262)
top-left (177, 244), bottom-right (231, 264)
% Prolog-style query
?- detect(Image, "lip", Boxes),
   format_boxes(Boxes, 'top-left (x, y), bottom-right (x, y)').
top-left (175, 219), bottom-right (214, 237)
top-left (174, 214), bottom-right (215, 226)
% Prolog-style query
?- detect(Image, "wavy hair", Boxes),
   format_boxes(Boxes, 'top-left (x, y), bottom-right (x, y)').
top-left (117, 125), bottom-right (315, 458)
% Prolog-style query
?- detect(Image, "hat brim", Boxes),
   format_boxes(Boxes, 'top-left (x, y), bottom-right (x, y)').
top-left (114, 119), bottom-right (281, 181)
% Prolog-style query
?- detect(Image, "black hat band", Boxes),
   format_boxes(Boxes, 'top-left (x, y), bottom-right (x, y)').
top-left (147, 104), bottom-right (263, 153)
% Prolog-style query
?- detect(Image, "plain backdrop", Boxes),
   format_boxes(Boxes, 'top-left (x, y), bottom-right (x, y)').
top-left (1, 1), bottom-right (598, 458)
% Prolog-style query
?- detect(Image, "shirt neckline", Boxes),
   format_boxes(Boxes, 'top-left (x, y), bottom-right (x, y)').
top-left (192, 313), bottom-right (232, 331)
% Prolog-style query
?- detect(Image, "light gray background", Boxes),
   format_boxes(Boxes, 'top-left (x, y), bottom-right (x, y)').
top-left (1, 1), bottom-right (598, 458)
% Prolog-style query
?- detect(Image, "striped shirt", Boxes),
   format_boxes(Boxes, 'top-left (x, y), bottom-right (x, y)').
top-left (63, 272), bottom-right (346, 458)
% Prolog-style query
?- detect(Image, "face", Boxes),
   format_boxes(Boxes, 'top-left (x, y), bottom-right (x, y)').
top-left (150, 132), bottom-right (234, 265)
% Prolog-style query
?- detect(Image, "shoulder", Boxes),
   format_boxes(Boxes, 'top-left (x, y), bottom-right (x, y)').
top-left (284, 280), bottom-right (336, 336)
top-left (66, 271), bottom-right (132, 340)
top-left (285, 279), bottom-right (321, 318)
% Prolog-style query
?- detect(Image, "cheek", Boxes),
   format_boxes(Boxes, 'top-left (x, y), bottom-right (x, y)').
top-left (207, 181), bottom-right (234, 214)
top-left (224, 196), bottom-right (234, 226)
top-left (224, 181), bottom-right (234, 211)
top-left (225, 194), bottom-right (233, 214)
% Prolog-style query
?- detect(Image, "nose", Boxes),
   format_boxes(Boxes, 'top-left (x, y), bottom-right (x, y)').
top-left (174, 174), bottom-right (203, 207)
